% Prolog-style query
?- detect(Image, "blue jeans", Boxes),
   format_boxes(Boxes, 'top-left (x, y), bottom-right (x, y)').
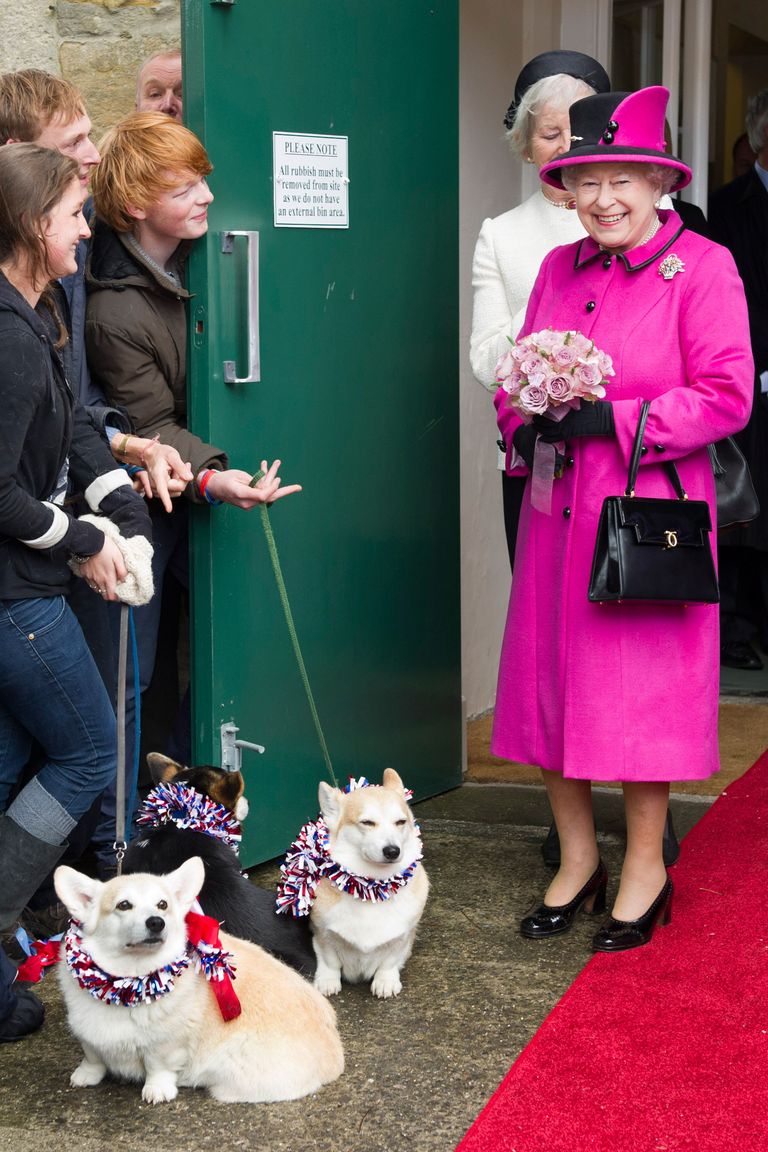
top-left (0, 596), bottom-right (115, 835)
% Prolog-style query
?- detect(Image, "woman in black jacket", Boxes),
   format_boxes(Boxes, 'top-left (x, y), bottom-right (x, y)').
top-left (0, 143), bottom-right (152, 1041)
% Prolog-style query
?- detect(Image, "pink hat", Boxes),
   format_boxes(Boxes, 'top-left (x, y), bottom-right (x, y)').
top-left (540, 85), bottom-right (691, 190)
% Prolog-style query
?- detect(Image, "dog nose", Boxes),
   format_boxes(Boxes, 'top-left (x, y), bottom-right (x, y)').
top-left (145, 916), bottom-right (165, 935)
top-left (382, 844), bottom-right (400, 861)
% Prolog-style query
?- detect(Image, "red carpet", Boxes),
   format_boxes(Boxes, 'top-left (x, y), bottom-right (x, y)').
top-left (456, 753), bottom-right (768, 1152)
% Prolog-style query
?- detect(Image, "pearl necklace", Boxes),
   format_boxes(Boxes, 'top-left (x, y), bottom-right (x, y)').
top-left (540, 187), bottom-right (577, 211)
top-left (639, 213), bottom-right (662, 246)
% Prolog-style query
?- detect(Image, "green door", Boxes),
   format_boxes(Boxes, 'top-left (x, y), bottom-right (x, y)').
top-left (183, 0), bottom-right (460, 866)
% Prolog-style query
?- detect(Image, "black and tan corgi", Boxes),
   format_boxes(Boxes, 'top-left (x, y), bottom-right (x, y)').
top-left (121, 754), bottom-right (315, 977)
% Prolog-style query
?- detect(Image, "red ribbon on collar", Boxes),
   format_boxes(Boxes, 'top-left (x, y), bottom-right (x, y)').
top-left (16, 938), bottom-right (61, 984)
top-left (184, 911), bottom-right (241, 1022)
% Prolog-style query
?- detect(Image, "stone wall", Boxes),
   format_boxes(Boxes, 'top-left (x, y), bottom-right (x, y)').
top-left (0, 0), bottom-right (181, 140)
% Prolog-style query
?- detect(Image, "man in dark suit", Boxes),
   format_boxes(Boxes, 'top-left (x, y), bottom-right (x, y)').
top-left (709, 89), bottom-right (768, 670)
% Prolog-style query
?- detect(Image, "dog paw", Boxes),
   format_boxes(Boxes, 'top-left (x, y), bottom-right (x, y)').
top-left (371, 970), bottom-right (402, 999)
top-left (314, 973), bottom-right (342, 997)
top-left (70, 1061), bottom-right (106, 1088)
top-left (142, 1077), bottom-right (178, 1104)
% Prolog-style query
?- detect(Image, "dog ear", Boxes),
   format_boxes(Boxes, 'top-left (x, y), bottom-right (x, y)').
top-left (147, 752), bottom-right (184, 783)
top-left (54, 865), bottom-right (101, 924)
top-left (210, 770), bottom-right (245, 812)
top-left (318, 781), bottom-right (342, 829)
top-left (166, 857), bottom-right (206, 909)
top-left (382, 768), bottom-right (406, 795)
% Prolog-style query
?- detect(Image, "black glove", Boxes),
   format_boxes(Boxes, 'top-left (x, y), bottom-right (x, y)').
top-left (512, 424), bottom-right (539, 470)
top-left (533, 400), bottom-right (615, 442)
top-left (98, 486), bottom-right (153, 542)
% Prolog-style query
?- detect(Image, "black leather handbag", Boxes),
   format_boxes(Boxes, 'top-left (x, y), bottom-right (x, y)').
top-left (588, 401), bottom-right (719, 605)
top-left (707, 437), bottom-right (759, 531)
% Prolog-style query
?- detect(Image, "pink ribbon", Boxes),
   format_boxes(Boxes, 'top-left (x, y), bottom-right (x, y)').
top-left (530, 438), bottom-right (562, 515)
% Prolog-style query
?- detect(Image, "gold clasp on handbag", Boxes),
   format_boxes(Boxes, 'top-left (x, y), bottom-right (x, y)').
top-left (664, 530), bottom-right (678, 548)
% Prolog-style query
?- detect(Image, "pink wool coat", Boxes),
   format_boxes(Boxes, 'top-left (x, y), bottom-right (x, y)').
top-left (491, 211), bottom-right (753, 781)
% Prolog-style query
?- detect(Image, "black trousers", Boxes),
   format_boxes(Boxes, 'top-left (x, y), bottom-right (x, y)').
top-left (718, 544), bottom-right (768, 646)
top-left (502, 472), bottom-right (526, 574)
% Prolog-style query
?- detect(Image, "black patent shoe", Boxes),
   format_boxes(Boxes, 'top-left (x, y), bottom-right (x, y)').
top-left (662, 810), bottom-right (679, 867)
top-left (540, 821), bottom-right (561, 867)
top-left (592, 876), bottom-right (673, 953)
top-left (520, 860), bottom-right (608, 939)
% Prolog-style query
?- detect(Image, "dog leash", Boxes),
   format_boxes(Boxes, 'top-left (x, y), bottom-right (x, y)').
top-left (250, 470), bottom-right (338, 789)
top-left (114, 603), bottom-right (130, 875)
top-left (113, 604), bottom-right (141, 875)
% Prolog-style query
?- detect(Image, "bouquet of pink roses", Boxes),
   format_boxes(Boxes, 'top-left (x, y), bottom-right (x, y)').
top-left (495, 328), bottom-right (614, 423)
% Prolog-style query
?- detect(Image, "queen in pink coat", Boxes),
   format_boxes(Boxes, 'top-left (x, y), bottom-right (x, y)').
top-left (492, 86), bottom-right (753, 952)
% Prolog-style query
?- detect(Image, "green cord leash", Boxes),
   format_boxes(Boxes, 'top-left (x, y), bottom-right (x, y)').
top-left (250, 470), bottom-right (338, 788)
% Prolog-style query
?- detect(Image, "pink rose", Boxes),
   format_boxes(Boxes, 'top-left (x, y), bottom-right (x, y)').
top-left (574, 361), bottom-right (602, 389)
top-left (495, 350), bottom-right (516, 381)
top-left (546, 374), bottom-right (572, 401)
top-left (597, 350), bottom-right (614, 377)
top-left (568, 332), bottom-right (593, 358)
top-left (520, 353), bottom-right (547, 381)
top-left (518, 383), bottom-right (550, 416)
top-left (530, 328), bottom-right (561, 353)
top-left (551, 344), bottom-right (579, 369)
top-left (501, 370), bottom-right (524, 395)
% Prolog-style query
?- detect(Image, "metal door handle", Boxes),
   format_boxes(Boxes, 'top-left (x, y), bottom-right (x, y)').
top-left (221, 230), bottom-right (260, 383)
top-left (220, 721), bottom-right (265, 772)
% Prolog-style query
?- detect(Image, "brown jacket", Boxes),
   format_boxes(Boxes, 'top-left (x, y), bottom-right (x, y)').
top-left (84, 221), bottom-right (227, 487)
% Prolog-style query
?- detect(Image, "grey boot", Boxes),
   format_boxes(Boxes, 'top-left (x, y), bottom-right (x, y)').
top-left (0, 816), bottom-right (67, 932)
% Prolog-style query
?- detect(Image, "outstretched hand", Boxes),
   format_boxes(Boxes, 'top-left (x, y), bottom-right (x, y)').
top-left (206, 460), bottom-right (302, 510)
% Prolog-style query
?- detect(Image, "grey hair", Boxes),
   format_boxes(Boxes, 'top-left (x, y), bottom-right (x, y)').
top-left (506, 74), bottom-right (596, 159)
top-left (745, 88), bottom-right (768, 155)
top-left (560, 161), bottom-right (678, 196)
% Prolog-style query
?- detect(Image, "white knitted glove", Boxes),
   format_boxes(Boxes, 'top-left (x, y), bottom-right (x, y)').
top-left (68, 514), bottom-right (154, 607)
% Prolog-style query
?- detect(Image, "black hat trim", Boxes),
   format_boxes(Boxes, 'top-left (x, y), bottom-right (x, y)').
top-left (546, 145), bottom-right (689, 187)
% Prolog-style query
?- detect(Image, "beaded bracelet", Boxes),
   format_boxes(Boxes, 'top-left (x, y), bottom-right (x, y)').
top-left (197, 468), bottom-right (223, 506)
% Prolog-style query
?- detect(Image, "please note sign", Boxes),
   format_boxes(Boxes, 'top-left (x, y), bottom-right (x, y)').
top-left (273, 132), bottom-right (349, 229)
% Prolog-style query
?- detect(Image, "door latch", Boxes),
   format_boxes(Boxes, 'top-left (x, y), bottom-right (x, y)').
top-left (220, 721), bottom-right (265, 773)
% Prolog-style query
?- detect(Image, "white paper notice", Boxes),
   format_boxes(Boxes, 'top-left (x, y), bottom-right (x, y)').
top-left (273, 133), bottom-right (349, 229)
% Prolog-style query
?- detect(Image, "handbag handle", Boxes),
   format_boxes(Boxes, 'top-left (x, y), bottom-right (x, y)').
top-left (625, 400), bottom-right (686, 500)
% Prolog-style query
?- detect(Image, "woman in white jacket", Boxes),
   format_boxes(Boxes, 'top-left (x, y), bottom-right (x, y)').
top-left (470, 50), bottom-right (610, 566)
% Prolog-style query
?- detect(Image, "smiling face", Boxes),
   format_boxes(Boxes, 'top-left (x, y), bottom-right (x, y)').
top-left (570, 163), bottom-right (662, 253)
top-left (132, 168), bottom-right (213, 260)
top-left (34, 111), bottom-right (100, 189)
top-left (42, 176), bottom-right (90, 279)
